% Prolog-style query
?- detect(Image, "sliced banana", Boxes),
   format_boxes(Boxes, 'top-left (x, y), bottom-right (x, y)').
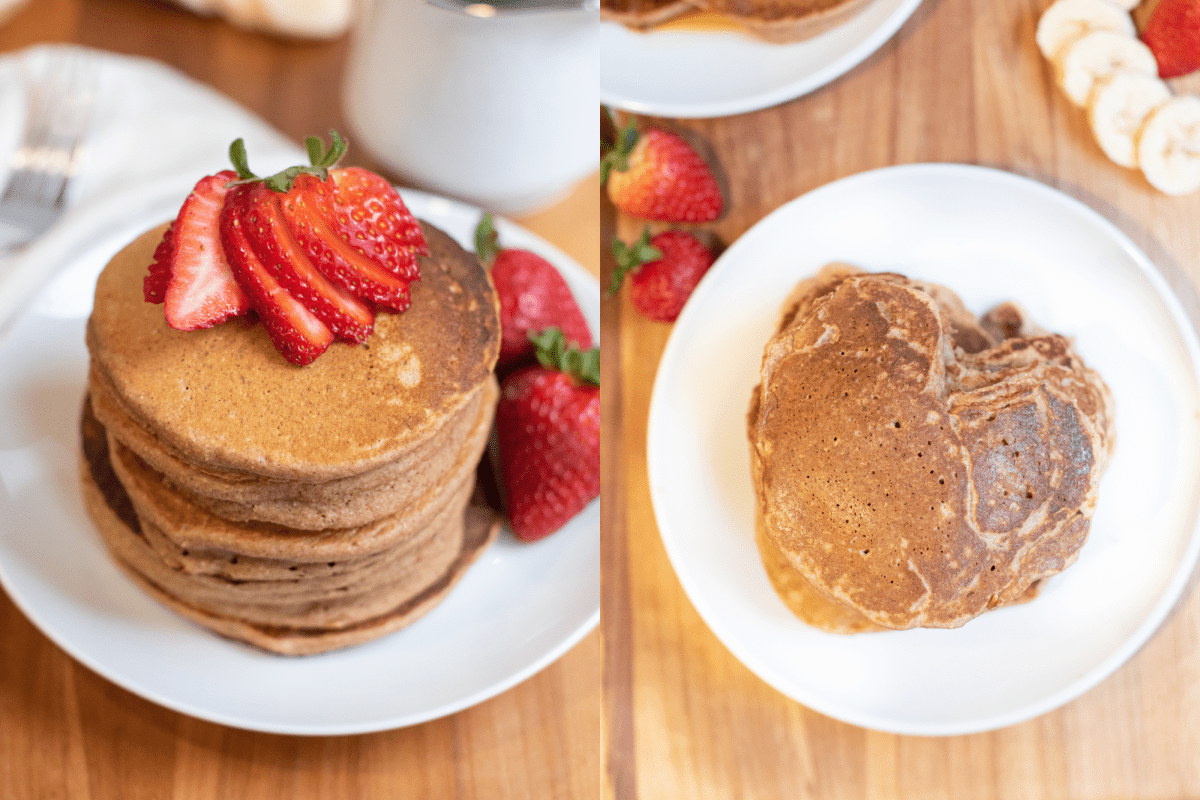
top-left (1057, 30), bottom-right (1157, 106)
top-left (1138, 96), bottom-right (1200, 195)
top-left (1036, 0), bottom-right (1136, 61)
top-left (1088, 70), bottom-right (1171, 167)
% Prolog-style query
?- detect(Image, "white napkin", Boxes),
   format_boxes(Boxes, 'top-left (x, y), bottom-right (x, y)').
top-left (0, 44), bottom-right (306, 333)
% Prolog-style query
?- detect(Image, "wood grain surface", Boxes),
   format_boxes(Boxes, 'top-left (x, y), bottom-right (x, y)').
top-left (0, 2), bottom-right (600, 799)
top-left (603, 0), bottom-right (1200, 797)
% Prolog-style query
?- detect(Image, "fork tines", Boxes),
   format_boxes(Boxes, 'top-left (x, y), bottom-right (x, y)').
top-left (0, 52), bottom-right (98, 252)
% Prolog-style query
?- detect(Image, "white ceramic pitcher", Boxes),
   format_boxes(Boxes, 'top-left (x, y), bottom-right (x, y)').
top-left (342, 0), bottom-right (598, 215)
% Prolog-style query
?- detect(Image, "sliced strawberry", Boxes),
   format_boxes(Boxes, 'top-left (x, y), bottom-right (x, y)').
top-left (143, 221), bottom-right (174, 303)
top-left (219, 184), bottom-right (334, 365)
top-left (157, 171), bottom-right (251, 330)
top-left (1141, 0), bottom-right (1200, 78)
top-left (319, 167), bottom-right (427, 282)
top-left (240, 183), bottom-right (374, 343)
top-left (278, 174), bottom-right (413, 312)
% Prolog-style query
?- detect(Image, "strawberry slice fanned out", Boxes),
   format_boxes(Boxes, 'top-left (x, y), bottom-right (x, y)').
top-left (240, 182), bottom-right (375, 343)
top-left (143, 133), bottom-right (427, 365)
top-left (146, 171), bottom-right (251, 330)
top-left (220, 184), bottom-right (334, 365)
top-left (279, 173), bottom-right (414, 313)
top-left (321, 166), bottom-right (427, 282)
top-left (143, 221), bottom-right (174, 303)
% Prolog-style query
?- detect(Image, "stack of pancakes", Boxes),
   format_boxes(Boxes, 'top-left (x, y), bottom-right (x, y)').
top-left (80, 221), bottom-right (502, 655)
top-left (748, 265), bottom-right (1115, 633)
top-left (601, 0), bottom-right (874, 43)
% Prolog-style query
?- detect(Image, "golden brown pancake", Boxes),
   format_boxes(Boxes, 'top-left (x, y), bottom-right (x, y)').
top-left (695, 0), bottom-right (875, 43)
top-left (82, 394), bottom-right (497, 655)
top-left (107, 425), bottom-right (479, 566)
top-left (94, 371), bottom-right (498, 531)
top-left (602, 0), bottom-right (871, 42)
top-left (80, 216), bottom-right (504, 655)
top-left (600, 0), bottom-right (697, 29)
top-left (749, 265), bottom-right (1114, 632)
top-left (87, 222), bottom-right (500, 482)
top-left (88, 364), bottom-right (493, 528)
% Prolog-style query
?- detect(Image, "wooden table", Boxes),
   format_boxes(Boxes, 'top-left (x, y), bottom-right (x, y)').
top-left (603, 1), bottom-right (1200, 797)
top-left (0, 3), bottom-right (600, 798)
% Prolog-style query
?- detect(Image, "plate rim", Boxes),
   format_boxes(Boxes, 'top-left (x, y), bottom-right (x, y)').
top-left (599, 0), bottom-right (924, 119)
top-left (0, 187), bottom-right (601, 736)
top-left (646, 162), bottom-right (1200, 735)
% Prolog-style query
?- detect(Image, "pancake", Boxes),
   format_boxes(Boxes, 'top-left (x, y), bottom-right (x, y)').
top-left (87, 222), bottom-right (500, 482)
top-left (95, 372), bottom-right (498, 531)
top-left (600, 0), bottom-right (696, 29)
top-left (695, 0), bottom-right (875, 42)
top-left (88, 363), bottom-right (492, 523)
top-left (108, 421), bottom-right (478, 565)
top-left (81, 394), bottom-right (499, 655)
top-left (80, 213), bottom-right (504, 655)
top-left (749, 265), bottom-right (1114, 632)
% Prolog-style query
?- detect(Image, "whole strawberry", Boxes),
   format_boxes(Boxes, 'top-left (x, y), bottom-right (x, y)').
top-left (602, 119), bottom-right (723, 223)
top-left (496, 328), bottom-right (600, 542)
top-left (475, 213), bottom-right (593, 371)
top-left (1141, 0), bottom-right (1200, 78)
top-left (609, 228), bottom-right (714, 323)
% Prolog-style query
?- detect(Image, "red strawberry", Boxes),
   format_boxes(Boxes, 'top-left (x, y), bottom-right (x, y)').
top-left (609, 228), bottom-right (714, 323)
top-left (278, 173), bottom-right (414, 313)
top-left (143, 133), bottom-right (428, 364)
top-left (144, 171), bottom-right (251, 330)
top-left (220, 184), bottom-right (334, 365)
top-left (1141, 0), bottom-right (1200, 78)
top-left (239, 182), bottom-right (375, 343)
top-left (321, 167), bottom-right (427, 282)
top-left (143, 221), bottom-right (174, 303)
top-left (496, 328), bottom-right (600, 542)
top-left (602, 120), bottom-right (723, 223)
top-left (475, 213), bottom-right (593, 371)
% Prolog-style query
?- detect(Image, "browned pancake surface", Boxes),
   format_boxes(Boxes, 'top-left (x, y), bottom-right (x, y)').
top-left (80, 396), bottom-right (499, 656)
top-left (696, 0), bottom-right (874, 41)
top-left (750, 266), bottom-right (1114, 631)
top-left (87, 221), bottom-right (500, 481)
top-left (601, 0), bottom-right (696, 27)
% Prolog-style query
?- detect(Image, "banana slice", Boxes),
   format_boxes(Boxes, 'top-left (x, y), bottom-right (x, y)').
top-left (1036, 0), bottom-right (1135, 61)
top-left (1088, 70), bottom-right (1171, 167)
top-left (1057, 30), bottom-right (1157, 106)
top-left (1138, 96), bottom-right (1200, 195)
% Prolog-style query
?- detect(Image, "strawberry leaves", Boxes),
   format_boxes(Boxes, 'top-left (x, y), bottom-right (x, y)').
top-left (607, 227), bottom-right (662, 295)
top-left (228, 131), bottom-right (348, 193)
top-left (530, 327), bottom-right (599, 386)
top-left (600, 119), bottom-right (639, 184)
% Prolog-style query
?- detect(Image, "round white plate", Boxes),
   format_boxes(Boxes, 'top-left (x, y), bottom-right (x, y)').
top-left (647, 163), bottom-right (1200, 735)
top-left (600, 0), bottom-right (923, 119)
top-left (0, 189), bottom-right (599, 736)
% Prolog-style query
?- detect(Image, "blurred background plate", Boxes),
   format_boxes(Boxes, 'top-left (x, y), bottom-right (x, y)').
top-left (600, 0), bottom-right (922, 118)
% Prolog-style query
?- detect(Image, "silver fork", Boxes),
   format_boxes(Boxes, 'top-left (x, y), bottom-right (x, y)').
top-left (0, 52), bottom-right (98, 254)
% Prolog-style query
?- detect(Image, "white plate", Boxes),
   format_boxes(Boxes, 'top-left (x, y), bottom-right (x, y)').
top-left (0, 189), bottom-right (600, 736)
top-left (647, 163), bottom-right (1200, 735)
top-left (600, 0), bottom-right (923, 119)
